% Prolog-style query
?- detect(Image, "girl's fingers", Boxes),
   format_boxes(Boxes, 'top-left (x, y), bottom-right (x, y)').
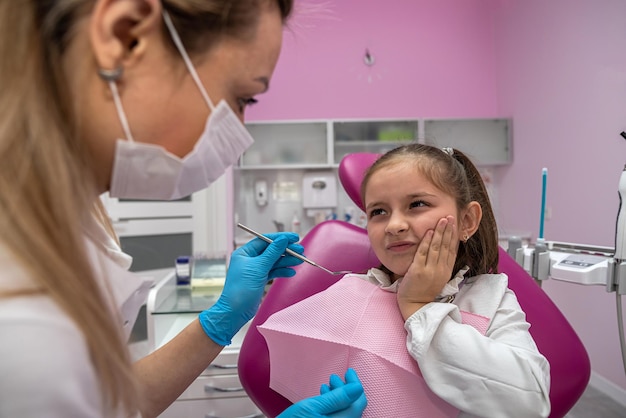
top-left (440, 216), bottom-right (458, 267)
top-left (402, 216), bottom-right (459, 308)
top-left (414, 229), bottom-right (433, 267)
top-left (423, 216), bottom-right (459, 268)
top-left (427, 217), bottom-right (449, 265)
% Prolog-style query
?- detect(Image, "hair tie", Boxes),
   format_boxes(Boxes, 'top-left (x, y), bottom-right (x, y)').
top-left (441, 147), bottom-right (454, 156)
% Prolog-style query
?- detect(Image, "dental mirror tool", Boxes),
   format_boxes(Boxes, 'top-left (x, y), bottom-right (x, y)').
top-left (236, 223), bottom-right (352, 276)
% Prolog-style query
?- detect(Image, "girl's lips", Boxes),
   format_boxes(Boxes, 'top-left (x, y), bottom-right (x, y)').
top-left (387, 241), bottom-right (416, 252)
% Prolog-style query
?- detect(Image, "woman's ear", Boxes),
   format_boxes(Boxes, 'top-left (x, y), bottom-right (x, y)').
top-left (460, 201), bottom-right (482, 241)
top-left (89, 0), bottom-right (162, 72)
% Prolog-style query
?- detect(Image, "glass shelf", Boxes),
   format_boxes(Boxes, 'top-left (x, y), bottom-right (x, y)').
top-left (237, 163), bottom-right (333, 170)
top-left (332, 120), bottom-right (419, 163)
top-left (243, 122), bottom-right (328, 166)
top-left (152, 286), bottom-right (221, 314)
top-left (333, 120), bottom-right (418, 142)
top-left (151, 281), bottom-right (272, 316)
top-left (153, 258), bottom-right (226, 315)
top-left (423, 118), bottom-right (510, 165)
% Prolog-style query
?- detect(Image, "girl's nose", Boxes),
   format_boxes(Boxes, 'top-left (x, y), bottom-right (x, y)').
top-left (385, 213), bottom-right (408, 235)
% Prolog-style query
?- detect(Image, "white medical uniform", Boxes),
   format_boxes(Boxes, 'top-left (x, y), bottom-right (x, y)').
top-left (0, 220), bottom-right (151, 417)
top-left (358, 268), bottom-right (551, 418)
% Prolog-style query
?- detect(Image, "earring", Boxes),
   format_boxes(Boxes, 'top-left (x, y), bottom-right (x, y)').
top-left (462, 234), bottom-right (470, 243)
top-left (97, 66), bottom-right (123, 82)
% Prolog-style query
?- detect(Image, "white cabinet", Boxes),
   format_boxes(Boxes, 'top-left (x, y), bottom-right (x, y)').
top-left (241, 117), bottom-right (511, 169)
top-left (159, 370), bottom-right (263, 418)
top-left (235, 118), bottom-right (511, 238)
top-left (160, 397), bottom-right (263, 418)
top-left (147, 272), bottom-right (263, 418)
top-left (244, 121), bottom-right (329, 168)
top-left (332, 119), bottom-right (419, 164)
top-left (423, 118), bottom-right (510, 165)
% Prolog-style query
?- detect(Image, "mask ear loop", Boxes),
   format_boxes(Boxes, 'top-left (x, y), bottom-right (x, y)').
top-left (98, 68), bottom-right (136, 143)
top-left (162, 11), bottom-right (216, 112)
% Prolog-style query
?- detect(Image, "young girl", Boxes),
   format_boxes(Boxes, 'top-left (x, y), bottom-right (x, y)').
top-left (358, 144), bottom-right (550, 416)
top-left (259, 144), bottom-right (550, 417)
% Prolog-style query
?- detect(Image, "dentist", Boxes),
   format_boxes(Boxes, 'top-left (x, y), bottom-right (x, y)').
top-left (0, 1), bottom-right (366, 417)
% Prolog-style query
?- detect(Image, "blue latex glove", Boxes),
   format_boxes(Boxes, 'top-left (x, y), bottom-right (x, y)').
top-left (278, 369), bottom-right (367, 418)
top-left (199, 233), bottom-right (303, 346)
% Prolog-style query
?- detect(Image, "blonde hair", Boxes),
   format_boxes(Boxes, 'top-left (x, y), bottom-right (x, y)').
top-left (0, 0), bottom-right (293, 415)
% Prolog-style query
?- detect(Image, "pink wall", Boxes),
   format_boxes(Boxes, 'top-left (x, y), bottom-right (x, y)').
top-left (494, 0), bottom-right (626, 392)
top-left (248, 0), bottom-right (499, 120)
top-left (247, 0), bottom-right (626, 395)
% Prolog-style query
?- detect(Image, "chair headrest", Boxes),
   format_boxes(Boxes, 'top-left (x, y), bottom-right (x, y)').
top-left (338, 153), bottom-right (381, 212)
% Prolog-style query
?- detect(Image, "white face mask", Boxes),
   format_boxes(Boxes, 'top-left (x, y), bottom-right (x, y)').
top-left (108, 11), bottom-right (254, 200)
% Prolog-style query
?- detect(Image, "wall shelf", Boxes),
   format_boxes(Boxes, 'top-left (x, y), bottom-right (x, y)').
top-left (236, 117), bottom-right (511, 237)
top-left (423, 118), bottom-right (510, 165)
top-left (242, 117), bottom-right (510, 168)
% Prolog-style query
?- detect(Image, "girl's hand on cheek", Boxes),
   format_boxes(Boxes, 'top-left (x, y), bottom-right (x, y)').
top-left (397, 216), bottom-right (459, 320)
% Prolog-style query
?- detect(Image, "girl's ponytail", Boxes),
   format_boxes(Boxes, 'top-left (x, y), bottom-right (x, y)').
top-left (452, 150), bottom-right (499, 275)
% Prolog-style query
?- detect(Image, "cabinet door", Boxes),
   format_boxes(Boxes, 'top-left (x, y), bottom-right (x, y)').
top-left (243, 122), bottom-right (328, 167)
top-left (203, 350), bottom-right (239, 376)
top-left (423, 119), bottom-right (511, 165)
top-left (159, 397), bottom-right (264, 418)
top-left (333, 120), bottom-right (418, 163)
top-left (179, 374), bottom-right (247, 400)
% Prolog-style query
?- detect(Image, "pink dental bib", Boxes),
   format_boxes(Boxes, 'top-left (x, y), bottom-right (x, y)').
top-left (258, 276), bottom-right (489, 417)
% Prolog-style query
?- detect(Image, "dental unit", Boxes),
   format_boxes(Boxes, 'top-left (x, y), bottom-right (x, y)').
top-left (508, 153), bottom-right (626, 376)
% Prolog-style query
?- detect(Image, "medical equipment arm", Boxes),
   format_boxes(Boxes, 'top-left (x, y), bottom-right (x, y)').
top-left (509, 163), bottom-right (626, 379)
top-left (607, 165), bottom-right (626, 294)
top-left (609, 164), bottom-right (626, 376)
top-left (615, 165), bottom-right (626, 261)
top-left (199, 233), bottom-right (304, 346)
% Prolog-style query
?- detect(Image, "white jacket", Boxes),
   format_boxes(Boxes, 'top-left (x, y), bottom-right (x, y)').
top-left (0, 221), bottom-right (151, 417)
top-left (359, 268), bottom-right (551, 418)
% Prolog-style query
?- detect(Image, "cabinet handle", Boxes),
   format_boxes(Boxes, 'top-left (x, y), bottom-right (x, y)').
top-left (205, 413), bottom-right (263, 418)
top-left (204, 384), bottom-right (244, 393)
top-left (209, 363), bottom-right (238, 369)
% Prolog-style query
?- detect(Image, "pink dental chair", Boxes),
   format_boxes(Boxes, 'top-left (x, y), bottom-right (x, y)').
top-left (238, 152), bottom-right (591, 418)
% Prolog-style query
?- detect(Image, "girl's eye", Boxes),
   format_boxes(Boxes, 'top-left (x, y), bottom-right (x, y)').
top-left (409, 200), bottom-right (427, 209)
top-left (368, 208), bottom-right (385, 218)
top-left (237, 97), bottom-right (258, 112)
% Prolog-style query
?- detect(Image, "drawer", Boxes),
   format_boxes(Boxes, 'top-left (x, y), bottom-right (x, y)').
top-left (203, 350), bottom-right (239, 376)
top-left (159, 396), bottom-right (265, 418)
top-left (180, 374), bottom-right (247, 400)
